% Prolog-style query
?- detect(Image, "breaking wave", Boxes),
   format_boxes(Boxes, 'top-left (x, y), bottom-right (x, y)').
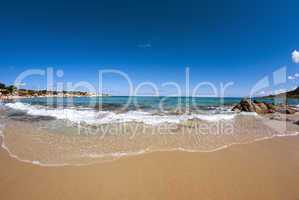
top-left (5, 102), bottom-right (238, 125)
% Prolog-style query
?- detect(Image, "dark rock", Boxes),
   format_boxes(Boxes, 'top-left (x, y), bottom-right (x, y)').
top-left (276, 107), bottom-right (296, 114)
top-left (231, 99), bottom-right (297, 115)
top-left (232, 104), bottom-right (241, 112)
top-left (267, 109), bottom-right (275, 114)
top-left (253, 103), bottom-right (263, 114)
top-left (232, 99), bottom-right (255, 112)
top-left (240, 99), bottom-right (255, 112)
top-left (270, 113), bottom-right (284, 121)
top-left (264, 102), bottom-right (276, 111)
top-left (256, 102), bottom-right (268, 110)
top-left (269, 113), bottom-right (292, 121)
top-left (232, 99), bottom-right (269, 113)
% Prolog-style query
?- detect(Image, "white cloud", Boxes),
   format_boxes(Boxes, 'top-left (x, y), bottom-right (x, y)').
top-left (288, 73), bottom-right (299, 81)
top-left (288, 75), bottom-right (295, 80)
top-left (137, 42), bottom-right (152, 48)
top-left (292, 50), bottom-right (299, 63)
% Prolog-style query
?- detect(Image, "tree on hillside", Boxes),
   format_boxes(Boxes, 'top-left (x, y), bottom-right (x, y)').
top-left (0, 82), bottom-right (5, 89)
top-left (6, 85), bottom-right (17, 94)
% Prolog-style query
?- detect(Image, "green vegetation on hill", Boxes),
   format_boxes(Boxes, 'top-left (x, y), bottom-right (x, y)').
top-left (264, 86), bottom-right (299, 98)
top-left (0, 82), bottom-right (89, 97)
top-left (0, 82), bottom-right (16, 95)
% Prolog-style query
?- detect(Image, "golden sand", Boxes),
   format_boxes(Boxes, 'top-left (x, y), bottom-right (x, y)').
top-left (0, 136), bottom-right (299, 200)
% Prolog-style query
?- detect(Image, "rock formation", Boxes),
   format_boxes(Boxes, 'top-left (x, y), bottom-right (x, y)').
top-left (232, 99), bottom-right (297, 114)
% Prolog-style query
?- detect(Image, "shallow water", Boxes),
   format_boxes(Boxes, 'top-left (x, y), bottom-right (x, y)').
top-left (0, 97), bottom-right (299, 166)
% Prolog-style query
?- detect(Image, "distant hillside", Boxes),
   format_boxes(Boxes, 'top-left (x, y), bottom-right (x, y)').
top-left (264, 86), bottom-right (299, 98)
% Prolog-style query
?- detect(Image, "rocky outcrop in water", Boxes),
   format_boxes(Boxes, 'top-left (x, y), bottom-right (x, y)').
top-left (232, 99), bottom-right (298, 114)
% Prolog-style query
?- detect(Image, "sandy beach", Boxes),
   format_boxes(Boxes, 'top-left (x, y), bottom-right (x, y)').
top-left (2, 0), bottom-right (299, 199)
top-left (1, 135), bottom-right (299, 200)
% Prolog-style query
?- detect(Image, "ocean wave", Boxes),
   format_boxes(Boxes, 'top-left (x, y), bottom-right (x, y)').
top-left (239, 112), bottom-right (258, 116)
top-left (5, 102), bottom-right (240, 125)
top-left (1, 104), bottom-right (299, 167)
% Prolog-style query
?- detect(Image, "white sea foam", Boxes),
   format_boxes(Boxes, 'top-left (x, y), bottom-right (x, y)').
top-left (1, 109), bottom-right (299, 167)
top-left (240, 112), bottom-right (258, 116)
top-left (5, 102), bottom-right (239, 125)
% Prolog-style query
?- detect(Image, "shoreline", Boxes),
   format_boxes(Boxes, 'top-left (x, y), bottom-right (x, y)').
top-left (2, 99), bottom-right (299, 166)
top-left (0, 134), bottom-right (299, 199)
top-left (1, 129), bottom-right (299, 167)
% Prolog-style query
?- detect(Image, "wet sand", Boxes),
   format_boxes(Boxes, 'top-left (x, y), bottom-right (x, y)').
top-left (1, 136), bottom-right (299, 200)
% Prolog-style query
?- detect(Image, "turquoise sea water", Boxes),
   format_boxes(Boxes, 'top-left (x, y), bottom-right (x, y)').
top-left (16, 96), bottom-right (299, 111)
top-left (18, 96), bottom-right (243, 110)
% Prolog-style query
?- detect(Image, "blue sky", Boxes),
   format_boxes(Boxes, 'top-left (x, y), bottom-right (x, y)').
top-left (0, 0), bottom-right (299, 96)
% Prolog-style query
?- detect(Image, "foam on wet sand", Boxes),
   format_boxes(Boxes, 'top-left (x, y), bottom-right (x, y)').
top-left (0, 133), bottom-right (299, 200)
